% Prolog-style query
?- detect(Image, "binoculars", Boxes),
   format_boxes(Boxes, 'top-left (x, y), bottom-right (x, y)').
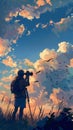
top-left (24, 71), bottom-right (33, 77)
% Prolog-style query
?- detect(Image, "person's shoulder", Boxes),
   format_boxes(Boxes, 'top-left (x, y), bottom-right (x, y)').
top-left (11, 77), bottom-right (17, 82)
top-left (11, 79), bottom-right (15, 84)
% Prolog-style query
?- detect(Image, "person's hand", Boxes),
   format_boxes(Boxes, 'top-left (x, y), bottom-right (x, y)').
top-left (26, 71), bottom-right (30, 77)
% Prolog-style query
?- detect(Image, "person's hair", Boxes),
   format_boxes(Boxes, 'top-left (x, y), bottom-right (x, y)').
top-left (17, 69), bottom-right (24, 77)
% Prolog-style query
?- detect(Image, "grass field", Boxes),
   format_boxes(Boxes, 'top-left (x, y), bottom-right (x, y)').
top-left (0, 105), bottom-right (73, 130)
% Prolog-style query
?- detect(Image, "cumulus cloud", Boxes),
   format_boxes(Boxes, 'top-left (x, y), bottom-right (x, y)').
top-left (0, 0), bottom-right (73, 112)
top-left (0, 1), bottom-right (25, 46)
top-left (0, 38), bottom-right (11, 57)
top-left (57, 41), bottom-right (73, 53)
top-left (6, 5), bottom-right (41, 21)
top-left (4, 2), bottom-right (52, 22)
top-left (50, 88), bottom-right (73, 108)
top-left (40, 48), bottom-right (57, 60)
top-left (25, 42), bottom-right (73, 110)
top-left (51, 16), bottom-right (73, 34)
top-left (2, 56), bottom-right (17, 68)
top-left (0, 0), bottom-right (73, 38)
top-left (1, 74), bottom-right (13, 83)
top-left (1, 0), bottom-right (72, 24)
top-left (4, 23), bottom-right (25, 43)
top-left (24, 59), bottom-right (34, 67)
top-left (19, 5), bottom-right (39, 20)
top-left (0, 41), bottom-right (73, 112)
top-left (0, 0), bottom-right (26, 37)
top-left (0, 0), bottom-right (72, 47)
top-left (50, 88), bottom-right (62, 105)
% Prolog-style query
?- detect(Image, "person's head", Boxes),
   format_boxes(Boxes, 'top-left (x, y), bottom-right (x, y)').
top-left (17, 69), bottom-right (24, 77)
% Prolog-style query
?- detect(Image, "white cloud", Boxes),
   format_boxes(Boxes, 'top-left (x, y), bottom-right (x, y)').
top-left (36, 23), bottom-right (40, 28)
top-left (52, 16), bottom-right (73, 34)
top-left (41, 23), bottom-right (48, 28)
top-left (35, 0), bottom-right (73, 7)
top-left (1, 74), bottom-right (13, 83)
top-left (25, 42), bottom-right (73, 110)
top-left (2, 56), bottom-right (17, 68)
top-left (19, 5), bottom-right (39, 20)
top-left (24, 59), bottom-right (34, 67)
top-left (0, 0), bottom-right (72, 46)
top-left (50, 88), bottom-right (73, 107)
top-left (0, 0), bottom-right (73, 42)
top-left (0, 41), bottom-right (73, 112)
top-left (0, 38), bottom-right (11, 57)
top-left (26, 30), bottom-right (31, 36)
top-left (4, 23), bottom-right (25, 44)
top-left (50, 88), bottom-right (62, 105)
top-left (57, 41), bottom-right (73, 54)
top-left (40, 48), bottom-right (57, 60)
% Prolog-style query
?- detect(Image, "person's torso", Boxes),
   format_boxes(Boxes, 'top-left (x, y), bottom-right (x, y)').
top-left (14, 78), bottom-right (27, 98)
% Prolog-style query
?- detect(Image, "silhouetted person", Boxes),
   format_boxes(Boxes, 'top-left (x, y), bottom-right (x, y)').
top-left (11, 69), bottom-right (31, 120)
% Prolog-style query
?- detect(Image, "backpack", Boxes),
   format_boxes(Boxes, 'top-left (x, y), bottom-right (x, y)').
top-left (11, 79), bottom-right (21, 94)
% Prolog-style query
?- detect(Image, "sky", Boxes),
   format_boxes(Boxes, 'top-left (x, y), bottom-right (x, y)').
top-left (0, 0), bottom-right (73, 113)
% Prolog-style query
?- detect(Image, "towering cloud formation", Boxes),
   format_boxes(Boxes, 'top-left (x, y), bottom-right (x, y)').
top-left (0, 42), bottom-right (73, 113)
top-left (24, 42), bottom-right (73, 110)
top-left (40, 48), bottom-right (57, 60)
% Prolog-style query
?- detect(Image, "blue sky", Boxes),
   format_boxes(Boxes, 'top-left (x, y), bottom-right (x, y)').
top-left (0, 0), bottom-right (73, 111)
top-left (6, 1), bottom-right (73, 61)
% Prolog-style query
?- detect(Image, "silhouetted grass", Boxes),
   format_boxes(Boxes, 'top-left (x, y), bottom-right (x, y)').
top-left (0, 106), bottom-right (73, 130)
top-left (0, 107), bottom-right (32, 130)
top-left (33, 107), bottom-right (73, 130)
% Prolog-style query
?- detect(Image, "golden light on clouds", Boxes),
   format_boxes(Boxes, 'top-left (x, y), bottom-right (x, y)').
top-left (57, 42), bottom-right (69, 53)
top-left (70, 58), bottom-right (73, 67)
top-left (50, 88), bottom-right (61, 105)
top-left (19, 9), bottom-right (33, 20)
top-left (40, 48), bottom-right (57, 60)
top-left (5, 11), bottom-right (18, 22)
top-left (36, 0), bottom-right (52, 7)
top-left (36, 0), bottom-right (45, 7)
top-left (1, 74), bottom-right (13, 83)
top-left (46, 0), bottom-right (52, 5)
top-left (0, 38), bottom-right (11, 57)
top-left (24, 59), bottom-right (34, 67)
top-left (17, 24), bottom-right (25, 35)
top-left (2, 56), bottom-right (17, 68)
